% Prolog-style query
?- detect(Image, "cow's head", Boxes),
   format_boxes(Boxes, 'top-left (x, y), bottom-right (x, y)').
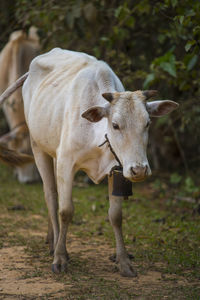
top-left (82, 90), bottom-right (178, 182)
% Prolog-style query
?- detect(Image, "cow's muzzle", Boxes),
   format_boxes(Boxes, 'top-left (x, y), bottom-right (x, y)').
top-left (128, 164), bottom-right (151, 182)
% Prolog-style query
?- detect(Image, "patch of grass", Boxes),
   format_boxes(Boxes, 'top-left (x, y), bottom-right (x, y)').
top-left (19, 267), bottom-right (45, 279)
top-left (120, 193), bottom-right (200, 279)
top-left (0, 164), bottom-right (46, 215)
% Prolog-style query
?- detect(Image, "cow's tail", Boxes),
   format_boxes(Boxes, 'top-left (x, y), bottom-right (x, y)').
top-left (0, 72), bottom-right (34, 166)
top-left (0, 72), bottom-right (29, 106)
top-left (0, 144), bottom-right (34, 166)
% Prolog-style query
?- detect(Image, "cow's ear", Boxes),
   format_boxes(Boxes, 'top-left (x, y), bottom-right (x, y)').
top-left (82, 105), bottom-right (109, 122)
top-left (146, 100), bottom-right (179, 117)
top-left (102, 93), bottom-right (114, 103)
top-left (143, 90), bottom-right (158, 100)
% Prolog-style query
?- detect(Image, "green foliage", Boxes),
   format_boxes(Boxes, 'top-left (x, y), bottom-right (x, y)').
top-left (170, 172), bottom-right (200, 198)
top-left (170, 173), bottom-right (182, 185)
top-left (184, 176), bottom-right (200, 196)
top-left (151, 51), bottom-right (177, 78)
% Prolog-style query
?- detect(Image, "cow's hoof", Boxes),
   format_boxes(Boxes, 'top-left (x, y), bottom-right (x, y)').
top-left (120, 265), bottom-right (137, 278)
top-left (61, 263), bottom-right (68, 273)
top-left (109, 254), bottom-right (116, 262)
top-left (52, 263), bottom-right (61, 274)
top-left (128, 253), bottom-right (135, 260)
top-left (49, 249), bottom-right (54, 256)
top-left (109, 253), bottom-right (134, 263)
top-left (52, 263), bottom-right (68, 273)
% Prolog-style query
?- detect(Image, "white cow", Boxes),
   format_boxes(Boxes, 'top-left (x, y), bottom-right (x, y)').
top-left (0, 48), bottom-right (178, 276)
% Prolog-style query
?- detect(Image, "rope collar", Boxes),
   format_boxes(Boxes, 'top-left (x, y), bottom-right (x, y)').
top-left (98, 134), bottom-right (123, 175)
top-left (99, 134), bottom-right (132, 198)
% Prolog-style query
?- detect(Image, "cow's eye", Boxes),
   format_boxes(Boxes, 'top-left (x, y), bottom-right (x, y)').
top-left (112, 122), bottom-right (120, 130)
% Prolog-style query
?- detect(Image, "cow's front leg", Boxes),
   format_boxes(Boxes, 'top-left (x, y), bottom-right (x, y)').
top-left (52, 160), bottom-right (74, 273)
top-left (108, 175), bottom-right (137, 277)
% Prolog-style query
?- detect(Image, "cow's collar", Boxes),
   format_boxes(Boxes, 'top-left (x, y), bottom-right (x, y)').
top-left (98, 134), bottom-right (132, 198)
top-left (98, 134), bottom-right (123, 176)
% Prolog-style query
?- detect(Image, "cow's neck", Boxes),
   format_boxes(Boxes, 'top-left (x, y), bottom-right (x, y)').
top-left (83, 144), bottom-right (117, 184)
top-left (78, 128), bottom-right (117, 184)
top-left (98, 133), bottom-right (122, 169)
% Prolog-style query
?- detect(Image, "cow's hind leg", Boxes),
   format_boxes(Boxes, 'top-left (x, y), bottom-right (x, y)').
top-left (52, 157), bottom-right (74, 273)
top-left (108, 175), bottom-right (137, 277)
top-left (46, 215), bottom-right (54, 255)
top-left (31, 139), bottom-right (59, 255)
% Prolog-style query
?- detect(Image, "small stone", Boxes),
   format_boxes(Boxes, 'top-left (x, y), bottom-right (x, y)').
top-left (91, 204), bottom-right (96, 212)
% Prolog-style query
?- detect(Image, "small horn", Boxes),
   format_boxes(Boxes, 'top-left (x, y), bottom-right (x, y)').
top-left (102, 93), bottom-right (114, 103)
top-left (143, 90), bottom-right (158, 100)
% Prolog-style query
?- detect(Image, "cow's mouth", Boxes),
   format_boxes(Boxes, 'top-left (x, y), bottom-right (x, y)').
top-left (131, 177), bottom-right (146, 183)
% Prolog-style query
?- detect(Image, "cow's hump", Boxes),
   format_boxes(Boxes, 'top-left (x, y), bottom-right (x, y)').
top-left (29, 48), bottom-right (97, 75)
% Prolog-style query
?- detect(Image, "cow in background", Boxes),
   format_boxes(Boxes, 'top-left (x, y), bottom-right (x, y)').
top-left (0, 27), bottom-right (40, 183)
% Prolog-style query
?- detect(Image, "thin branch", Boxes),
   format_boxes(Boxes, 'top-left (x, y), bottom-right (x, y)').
top-left (174, 196), bottom-right (199, 204)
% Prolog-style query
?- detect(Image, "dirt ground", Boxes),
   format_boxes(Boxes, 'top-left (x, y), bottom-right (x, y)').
top-left (0, 168), bottom-right (199, 299)
top-left (0, 212), bottom-right (195, 300)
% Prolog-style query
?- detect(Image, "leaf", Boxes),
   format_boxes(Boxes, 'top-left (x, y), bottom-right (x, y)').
top-left (184, 177), bottom-right (199, 194)
top-left (171, 0), bottom-right (178, 7)
top-left (170, 173), bottom-right (182, 185)
top-left (158, 34), bottom-right (166, 44)
top-left (151, 52), bottom-right (177, 77)
top-left (193, 26), bottom-right (200, 35)
top-left (160, 62), bottom-right (177, 77)
top-left (179, 15), bottom-right (184, 24)
top-left (187, 55), bottom-right (198, 71)
top-left (114, 6), bottom-right (123, 18)
top-left (143, 73), bottom-right (155, 89)
top-left (100, 36), bottom-right (109, 42)
top-left (186, 9), bottom-right (195, 17)
top-left (185, 40), bottom-right (196, 52)
top-left (125, 16), bottom-right (135, 28)
top-left (153, 52), bottom-right (175, 66)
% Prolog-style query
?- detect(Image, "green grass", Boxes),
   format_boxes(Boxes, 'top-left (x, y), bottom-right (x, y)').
top-left (0, 163), bottom-right (200, 299)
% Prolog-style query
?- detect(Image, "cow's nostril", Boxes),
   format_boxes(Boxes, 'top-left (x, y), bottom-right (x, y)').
top-left (130, 167), bottom-right (137, 175)
top-left (130, 165), bottom-right (148, 178)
